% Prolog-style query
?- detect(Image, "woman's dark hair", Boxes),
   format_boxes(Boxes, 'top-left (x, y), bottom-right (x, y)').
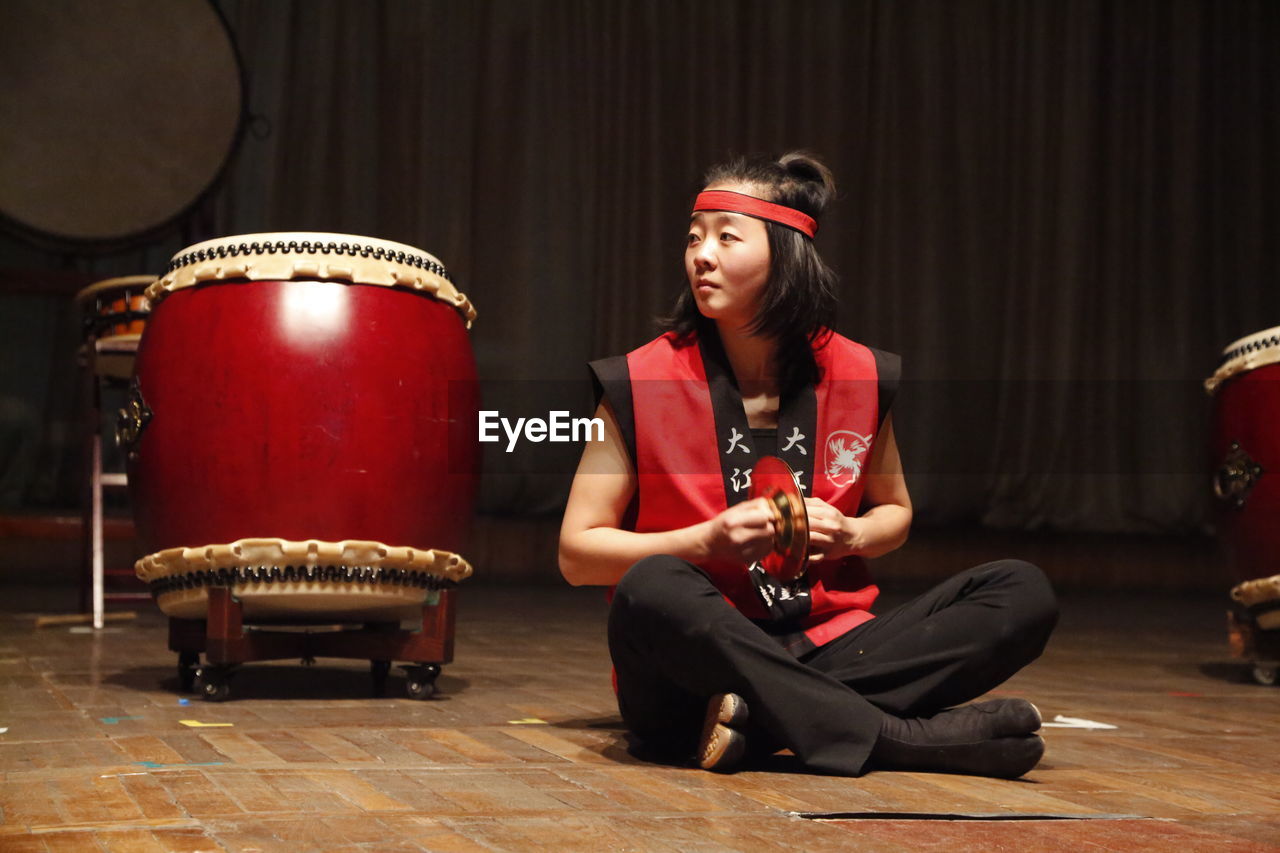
top-left (662, 151), bottom-right (839, 396)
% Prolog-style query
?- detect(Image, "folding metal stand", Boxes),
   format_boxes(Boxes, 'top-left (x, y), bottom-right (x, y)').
top-left (80, 334), bottom-right (150, 628)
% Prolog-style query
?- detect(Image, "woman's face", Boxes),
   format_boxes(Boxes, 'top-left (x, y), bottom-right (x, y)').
top-left (685, 182), bottom-right (771, 328)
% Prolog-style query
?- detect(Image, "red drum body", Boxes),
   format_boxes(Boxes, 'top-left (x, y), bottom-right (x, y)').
top-left (1207, 328), bottom-right (1280, 589)
top-left (128, 233), bottom-right (478, 619)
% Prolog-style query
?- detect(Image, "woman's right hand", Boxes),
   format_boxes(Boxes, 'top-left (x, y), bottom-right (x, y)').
top-left (703, 497), bottom-right (778, 565)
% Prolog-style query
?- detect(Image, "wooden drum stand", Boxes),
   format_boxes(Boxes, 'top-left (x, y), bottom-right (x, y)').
top-left (168, 587), bottom-right (456, 702)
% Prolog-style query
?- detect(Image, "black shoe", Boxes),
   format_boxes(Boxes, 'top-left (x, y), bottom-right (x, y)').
top-left (871, 699), bottom-right (1046, 779)
top-left (874, 732), bottom-right (1045, 779)
top-left (968, 698), bottom-right (1043, 736)
top-left (698, 693), bottom-right (749, 772)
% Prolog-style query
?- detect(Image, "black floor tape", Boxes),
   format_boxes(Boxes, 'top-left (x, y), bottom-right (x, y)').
top-left (792, 812), bottom-right (1152, 822)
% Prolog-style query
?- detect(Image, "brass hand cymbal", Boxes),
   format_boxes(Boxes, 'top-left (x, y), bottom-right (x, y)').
top-left (748, 456), bottom-right (809, 581)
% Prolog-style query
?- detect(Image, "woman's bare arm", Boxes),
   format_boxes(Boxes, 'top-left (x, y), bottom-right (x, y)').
top-left (557, 400), bottom-right (776, 586)
top-left (805, 414), bottom-right (913, 561)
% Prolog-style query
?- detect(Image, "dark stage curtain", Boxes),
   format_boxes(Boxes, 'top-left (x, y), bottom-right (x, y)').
top-left (1, 0), bottom-right (1276, 532)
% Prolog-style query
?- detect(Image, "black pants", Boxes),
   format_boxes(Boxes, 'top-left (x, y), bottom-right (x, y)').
top-left (607, 555), bottom-right (1058, 776)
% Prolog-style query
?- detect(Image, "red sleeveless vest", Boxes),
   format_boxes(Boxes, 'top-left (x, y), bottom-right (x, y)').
top-left (609, 328), bottom-right (893, 649)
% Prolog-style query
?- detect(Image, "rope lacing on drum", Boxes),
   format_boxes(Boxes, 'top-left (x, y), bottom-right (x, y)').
top-left (167, 240), bottom-right (453, 282)
top-left (147, 564), bottom-right (451, 597)
top-left (1220, 334), bottom-right (1280, 366)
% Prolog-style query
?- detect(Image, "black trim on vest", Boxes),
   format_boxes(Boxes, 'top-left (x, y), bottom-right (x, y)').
top-left (588, 356), bottom-right (636, 466)
top-left (858, 347), bottom-right (901, 518)
top-left (696, 327), bottom-right (819, 506)
top-left (697, 329), bottom-right (754, 508)
top-left (777, 381), bottom-right (818, 496)
top-left (868, 347), bottom-right (901, 428)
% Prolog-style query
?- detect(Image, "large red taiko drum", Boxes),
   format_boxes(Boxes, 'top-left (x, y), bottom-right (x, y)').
top-left (1206, 327), bottom-right (1280, 632)
top-left (126, 233), bottom-right (479, 620)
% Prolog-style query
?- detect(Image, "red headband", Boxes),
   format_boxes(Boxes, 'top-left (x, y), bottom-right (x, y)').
top-left (692, 190), bottom-right (818, 238)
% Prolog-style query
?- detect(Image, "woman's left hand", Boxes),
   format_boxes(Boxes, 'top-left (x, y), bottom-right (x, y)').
top-left (804, 497), bottom-right (861, 562)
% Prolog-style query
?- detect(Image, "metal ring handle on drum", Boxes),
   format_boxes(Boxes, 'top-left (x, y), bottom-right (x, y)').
top-left (115, 376), bottom-right (153, 461)
top-left (1213, 441), bottom-right (1264, 509)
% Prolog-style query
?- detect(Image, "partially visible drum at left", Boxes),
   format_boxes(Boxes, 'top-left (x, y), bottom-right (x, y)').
top-left (75, 275), bottom-right (154, 341)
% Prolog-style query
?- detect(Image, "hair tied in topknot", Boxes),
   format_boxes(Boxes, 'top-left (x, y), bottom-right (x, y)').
top-left (777, 151), bottom-right (836, 214)
top-left (779, 152), bottom-right (819, 179)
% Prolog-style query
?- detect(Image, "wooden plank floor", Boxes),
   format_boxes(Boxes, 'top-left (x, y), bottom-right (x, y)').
top-left (1, 583), bottom-right (1277, 852)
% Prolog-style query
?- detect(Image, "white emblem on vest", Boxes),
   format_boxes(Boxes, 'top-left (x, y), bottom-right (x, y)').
top-left (782, 427), bottom-right (807, 455)
top-left (726, 427), bottom-right (750, 454)
top-left (824, 430), bottom-right (872, 487)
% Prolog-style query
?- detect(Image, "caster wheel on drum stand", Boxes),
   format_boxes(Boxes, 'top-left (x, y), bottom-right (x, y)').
top-left (403, 663), bottom-right (441, 700)
top-left (195, 666), bottom-right (234, 702)
top-left (1252, 663), bottom-right (1278, 686)
top-left (177, 652), bottom-right (200, 692)
top-left (406, 679), bottom-right (435, 701)
top-left (371, 660), bottom-right (392, 697)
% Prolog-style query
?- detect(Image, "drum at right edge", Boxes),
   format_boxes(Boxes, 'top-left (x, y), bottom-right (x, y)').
top-left (1206, 327), bottom-right (1280, 675)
